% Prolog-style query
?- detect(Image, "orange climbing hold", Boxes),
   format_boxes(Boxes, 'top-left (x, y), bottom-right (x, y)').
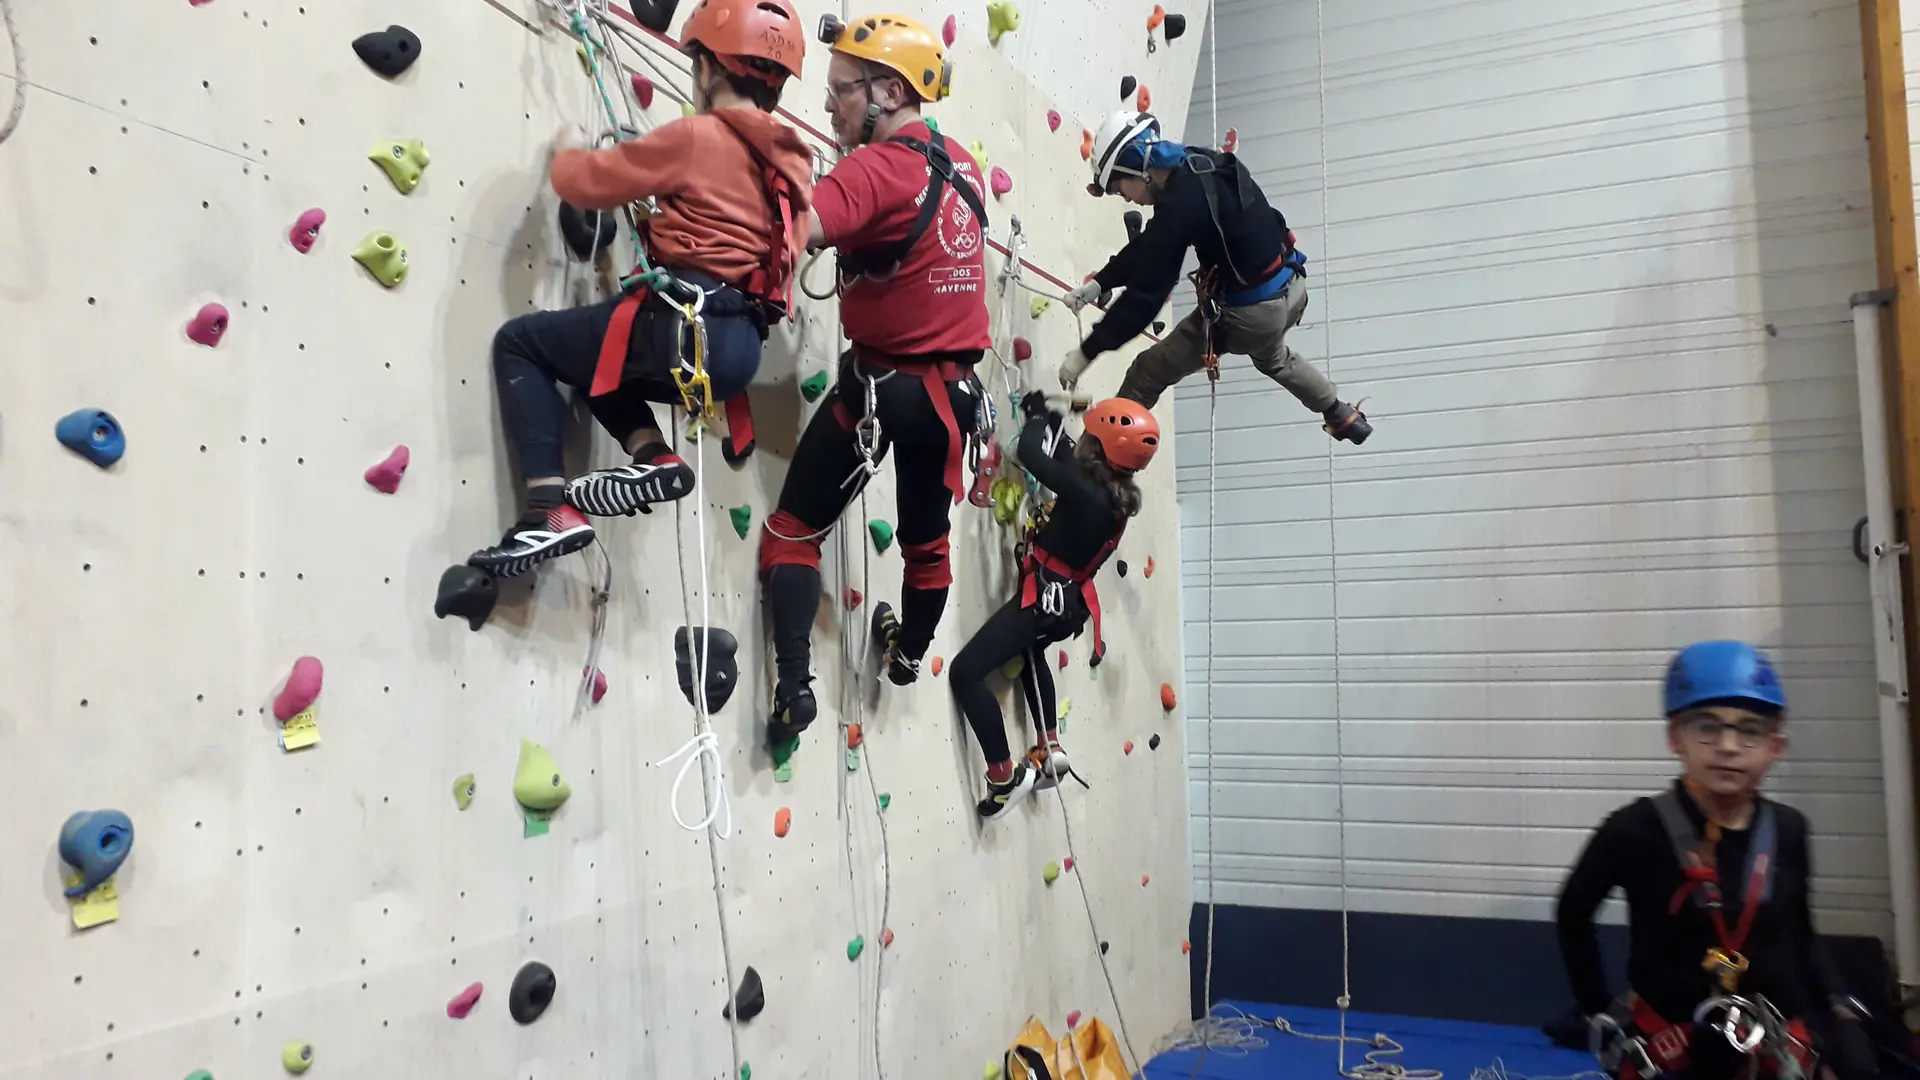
top-left (1136, 84), bottom-right (1152, 110)
top-left (774, 807), bottom-right (792, 837)
top-left (1080, 128), bottom-right (1094, 161)
top-left (1124, 740), bottom-right (1135, 754)
top-left (931, 656), bottom-right (944, 676)
top-left (883, 927), bottom-right (895, 947)
top-left (1145, 556), bottom-right (1155, 578)
top-left (1141, 874), bottom-right (1150, 886)
top-left (1146, 4), bottom-right (1165, 30)
top-left (1160, 683), bottom-right (1176, 711)
top-left (1182, 939), bottom-right (1192, 954)
top-left (847, 723), bottom-right (864, 749)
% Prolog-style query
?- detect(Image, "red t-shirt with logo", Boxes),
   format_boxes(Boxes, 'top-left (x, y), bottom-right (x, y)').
top-left (813, 121), bottom-right (993, 355)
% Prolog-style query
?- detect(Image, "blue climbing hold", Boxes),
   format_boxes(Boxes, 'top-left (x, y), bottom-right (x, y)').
top-left (58, 810), bottom-right (134, 897)
top-left (56, 409), bottom-right (125, 468)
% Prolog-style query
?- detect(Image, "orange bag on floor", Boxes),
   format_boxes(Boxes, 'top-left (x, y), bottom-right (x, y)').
top-left (1006, 1015), bottom-right (1131, 1080)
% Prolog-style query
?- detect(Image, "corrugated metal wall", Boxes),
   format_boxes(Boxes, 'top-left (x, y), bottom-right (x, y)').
top-left (1177, 0), bottom-right (1890, 938)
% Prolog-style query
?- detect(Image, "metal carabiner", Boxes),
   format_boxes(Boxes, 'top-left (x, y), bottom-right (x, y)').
top-left (1040, 580), bottom-right (1067, 617)
top-left (1692, 993), bottom-right (1769, 1056)
top-left (671, 298), bottom-right (714, 423)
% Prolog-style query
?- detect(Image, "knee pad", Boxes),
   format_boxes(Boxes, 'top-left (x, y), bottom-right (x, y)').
top-left (759, 509), bottom-right (824, 575)
top-left (900, 535), bottom-right (952, 590)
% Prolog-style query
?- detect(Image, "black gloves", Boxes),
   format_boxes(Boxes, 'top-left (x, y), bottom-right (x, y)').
top-left (1021, 390), bottom-right (1053, 421)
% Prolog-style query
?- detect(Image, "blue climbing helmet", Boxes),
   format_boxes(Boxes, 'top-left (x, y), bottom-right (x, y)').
top-left (1662, 640), bottom-right (1786, 717)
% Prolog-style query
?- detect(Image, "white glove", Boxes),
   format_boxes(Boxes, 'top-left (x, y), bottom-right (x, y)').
top-left (1058, 348), bottom-right (1091, 390)
top-left (1062, 280), bottom-right (1102, 312)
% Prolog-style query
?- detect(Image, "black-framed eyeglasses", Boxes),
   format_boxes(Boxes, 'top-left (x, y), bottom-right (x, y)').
top-left (1678, 713), bottom-right (1778, 749)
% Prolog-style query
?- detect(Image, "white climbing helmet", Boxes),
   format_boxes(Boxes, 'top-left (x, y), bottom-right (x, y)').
top-left (1088, 109), bottom-right (1161, 195)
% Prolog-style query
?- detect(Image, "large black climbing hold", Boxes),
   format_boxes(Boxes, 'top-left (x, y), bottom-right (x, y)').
top-left (1163, 12), bottom-right (1187, 40)
top-left (1152, 321), bottom-right (1167, 335)
top-left (723, 965), bottom-right (765, 1023)
top-left (629, 0), bottom-right (682, 33)
top-left (352, 25), bottom-right (422, 79)
top-left (434, 564), bottom-right (498, 631)
top-left (509, 961), bottom-right (557, 1024)
top-left (1149, 734), bottom-right (1162, 750)
top-left (1120, 75), bottom-right (1137, 101)
top-left (1116, 559), bottom-right (1128, 577)
top-left (676, 626), bottom-right (740, 712)
top-left (557, 201), bottom-right (618, 262)
top-left (1123, 211), bottom-right (1144, 242)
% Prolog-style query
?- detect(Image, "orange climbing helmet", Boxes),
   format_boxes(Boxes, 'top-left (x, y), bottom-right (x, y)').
top-left (1083, 398), bottom-right (1160, 473)
top-left (682, 0), bottom-right (806, 85)
top-left (817, 12), bottom-right (951, 102)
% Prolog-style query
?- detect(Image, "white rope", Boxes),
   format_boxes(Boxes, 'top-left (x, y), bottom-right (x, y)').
top-left (1206, 0), bottom-right (1218, 147)
top-left (0, 0), bottom-right (23, 146)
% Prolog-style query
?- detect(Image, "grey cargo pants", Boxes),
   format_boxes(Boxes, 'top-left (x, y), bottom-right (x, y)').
top-left (1115, 279), bottom-right (1338, 412)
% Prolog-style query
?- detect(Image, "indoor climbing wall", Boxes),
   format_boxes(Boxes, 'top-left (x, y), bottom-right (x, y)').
top-left (0, 1), bottom-right (1204, 1079)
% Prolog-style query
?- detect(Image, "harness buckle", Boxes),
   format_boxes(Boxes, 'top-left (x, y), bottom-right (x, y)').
top-left (1692, 992), bottom-right (1769, 1056)
top-left (1040, 579), bottom-right (1067, 617)
top-left (1590, 1011), bottom-right (1660, 1080)
top-left (1702, 947), bottom-right (1748, 992)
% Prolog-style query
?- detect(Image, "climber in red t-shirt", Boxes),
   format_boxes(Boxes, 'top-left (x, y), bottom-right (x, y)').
top-left (759, 11), bottom-right (992, 753)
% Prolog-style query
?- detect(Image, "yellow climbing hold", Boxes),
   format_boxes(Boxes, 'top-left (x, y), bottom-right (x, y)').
top-left (968, 140), bottom-right (990, 169)
top-left (1044, 860), bottom-right (1060, 884)
top-left (452, 773), bottom-right (476, 810)
top-left (369, 138), bottom-right (430, 194)
top-left (512, 739), bottom-right (571, 811)
top-left (986, 1062), bottom-right (1004, 1080)
top-left (1030, 296), bottom-right (1051, 319)
top-left (682, 101), bottom-right (697, 117)
top-left (352, 231), bottom-right (410, 288)
top-left (575, 44), bottom-right (594, 76)
top-left (987, 1), bottom-right (1021, 45)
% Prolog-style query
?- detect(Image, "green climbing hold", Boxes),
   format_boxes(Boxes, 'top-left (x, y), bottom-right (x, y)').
top-left (185, 1072), bottom-right (214, 1080)
top-left (878, 792), bottom-right (891, 811)
top-left (452, 773), bottom-right (476, 810)
top-left (847, 935), bottom-right (866, 960)
top-left (1001, 655), bottom-right (1025, 680)
top-left (741, 1066), bottom-right (752, 1080)
top-left (846, 747), bottom-right (861, 772)
top-left (924, 116), bottom-right (940, 134)
top-left (1044, 861), bottom-right (1060, 884)
top-left (771, 735), bottom-right (799, 767)
top-left (730, 505), bottom-right (752, 539)
top-left (868, 520), bottom-right (894, 553)
top-left (512, 739), bottom-right (571, 811)
top-left (773, 761), bottom-right (793, 783)
top-left (800, 371), bottom-right (829, 402)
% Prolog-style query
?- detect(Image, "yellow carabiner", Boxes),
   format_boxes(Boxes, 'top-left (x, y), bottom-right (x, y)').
top-left (671, 301), bottom-right (714, 422)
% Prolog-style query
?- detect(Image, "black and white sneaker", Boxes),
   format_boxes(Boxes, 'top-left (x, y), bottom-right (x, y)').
top-left (977, 764), bottom-right (1038, 821)
top-left (564, 454), bottom-right (695, 517)
top-left (467, 506), bottom-right (596, 578)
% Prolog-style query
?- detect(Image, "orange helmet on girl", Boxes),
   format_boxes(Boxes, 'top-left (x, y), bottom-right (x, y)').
top-left (681, 0), bottom-right (806, 86)
top-left (1083, 398), bottom-right (1160, 472)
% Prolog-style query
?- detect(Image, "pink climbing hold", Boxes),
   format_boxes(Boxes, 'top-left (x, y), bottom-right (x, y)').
top-left (989, 166), bottom-right (1012, 197)
top-left (586, 667), bottom-right (608, 704)
top-left (630, 72), bottom-right (655, 110)
top-left (186, 303), bottom-right (229, 347)
top-left (364, 445), bottom-right (410, 494)
top-left (942, 14), bottom-right (957, 45)
top-left (273, 656), bottom-right (323, 722)
top-left (1012, 338), bottom-right (1032, 362)
top-left (1057, 649), bottom-right (1068, 670)
top-left (1063, 856), bottom-right (1074, 872)
top-left (188, 0), bottom-right (215, 6)
top-left (1047, 109), bottom-right (1061, 132)
top-left (288, 208), bottom-right (326, 253)
top-left (446, 982), bottom-right (483, 1019)
top-left (1067, 1009), bottom-right (1083, 1029)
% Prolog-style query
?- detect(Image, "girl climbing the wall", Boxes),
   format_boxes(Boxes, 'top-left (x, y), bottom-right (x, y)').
top-left (759, 11), bottom-right (991, 752)
top-left (463, 0), bottom-right (814, 578)
top-left (948, 392), bottom-right (1158, 819)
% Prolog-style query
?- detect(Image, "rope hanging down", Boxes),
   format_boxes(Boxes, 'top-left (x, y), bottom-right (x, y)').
top-left (0, 0), bottom-right (23, 146)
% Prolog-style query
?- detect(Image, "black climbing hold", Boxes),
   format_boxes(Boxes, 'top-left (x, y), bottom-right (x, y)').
top-left (352, 25), bottom-right (422, 79)
top-left (1149, 734), bottom-right (1162, 750)
top-left (1116, 560), bottom-right (1128, 577)
top-left (628, 0), bottom-right (682, 32)
top-left (723, 965), bottom-right (765, 1023)
top-left (1100, 940), bottom-right (1110, 955)
top-left (1120, 75), bottom-right (1137, 101)
top-left (1152, 321), bottom-right (1166, 335)
top-left (676, 626), bottom-right (740, 712)
top-left (434, 564), bottom-right (498, 631)
top-left (1124, 211), bottom-right (1144, 242)
top-left (557, 201), bottom-right (618, 262)
top-left (1164, 12), bottom-right (1187, 40)
top-left (509, 961), bottom-right (557, 1024)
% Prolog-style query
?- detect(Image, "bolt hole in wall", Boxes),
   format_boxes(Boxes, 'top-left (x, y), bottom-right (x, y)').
top-left (8, 0), bottom-right (1204, 1078)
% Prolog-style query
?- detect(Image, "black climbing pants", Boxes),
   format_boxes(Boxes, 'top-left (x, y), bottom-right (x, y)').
top-left (949, 594), bottom-right (1069, 767)
top-left (761, 349), bottom-right (982, 688)
top-left (491, 275), bottom-right (763, 480)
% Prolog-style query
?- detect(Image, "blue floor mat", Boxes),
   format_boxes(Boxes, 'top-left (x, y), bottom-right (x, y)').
top-left (1143, 1001), bottom-right (1602, 1080)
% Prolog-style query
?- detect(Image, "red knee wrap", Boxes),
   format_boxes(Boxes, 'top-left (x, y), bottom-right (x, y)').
top-left (760, 509), bottom-right (824, 575)
top-left (900, 535), bottom-right (953, 590)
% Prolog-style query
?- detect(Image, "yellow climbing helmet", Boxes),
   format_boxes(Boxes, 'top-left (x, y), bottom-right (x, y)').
top-left (816, 13), bottom-right (952, 102)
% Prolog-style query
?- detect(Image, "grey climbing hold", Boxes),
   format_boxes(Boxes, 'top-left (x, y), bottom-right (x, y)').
top-left (723, 965), bottom-right (765, 1022)
top-left (510, 961), bottom-right (557, 1024)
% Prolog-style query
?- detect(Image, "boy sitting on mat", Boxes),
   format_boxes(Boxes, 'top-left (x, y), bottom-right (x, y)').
top-left (1555, 641), bottom-right (1877, 1080)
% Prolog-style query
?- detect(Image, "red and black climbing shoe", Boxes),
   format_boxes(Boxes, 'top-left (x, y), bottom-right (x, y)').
top-left (871, 602), bottom-right (921, 686)
top-left (978, 763), bottom-right (1038, 821)
top-left (467, 506), bottom-right (595, 578)
top-left (1323, 400), bottom-right (1372, 445)
top-left (766, 678), bottom-right (817, 746)
top-left (1027, 741), bottom-right (1090, 791)
top-left (564, 453), bottom-right (695, 518)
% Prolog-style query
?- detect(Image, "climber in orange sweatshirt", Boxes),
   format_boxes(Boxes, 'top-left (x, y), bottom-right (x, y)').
top-left (464, 0), bottom-right (814, 579)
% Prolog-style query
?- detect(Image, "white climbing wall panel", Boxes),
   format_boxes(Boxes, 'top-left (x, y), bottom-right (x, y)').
top-left (0, 1), bottom-right (1198, 1078)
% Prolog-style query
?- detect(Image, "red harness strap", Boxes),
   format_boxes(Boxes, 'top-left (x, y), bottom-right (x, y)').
top-left (723, 395), bottom-right (756, 464)
top-left (834, 348), bottom-right (974, 504)
top-left (592, 284), bottom-right (655, 397)
top-left (1618, 995), bottom-right (1813, 1080)
top-left (1018, 530), bottom-right (1124, 654)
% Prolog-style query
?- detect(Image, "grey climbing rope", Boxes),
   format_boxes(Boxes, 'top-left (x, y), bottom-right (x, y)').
top-left (0, 0), bottom-right (25, 146)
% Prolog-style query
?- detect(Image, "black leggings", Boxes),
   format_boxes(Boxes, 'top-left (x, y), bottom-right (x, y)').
top-left (761, 351), bottom-right (981, 687)
top-left (949, 595), bottom-right (1072, 767)
top-left (492, 286), bottom-right (761, 479)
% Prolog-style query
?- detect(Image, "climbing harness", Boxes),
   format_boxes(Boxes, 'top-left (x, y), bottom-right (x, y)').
top-left (836, 130), bottom-right (989, 282)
